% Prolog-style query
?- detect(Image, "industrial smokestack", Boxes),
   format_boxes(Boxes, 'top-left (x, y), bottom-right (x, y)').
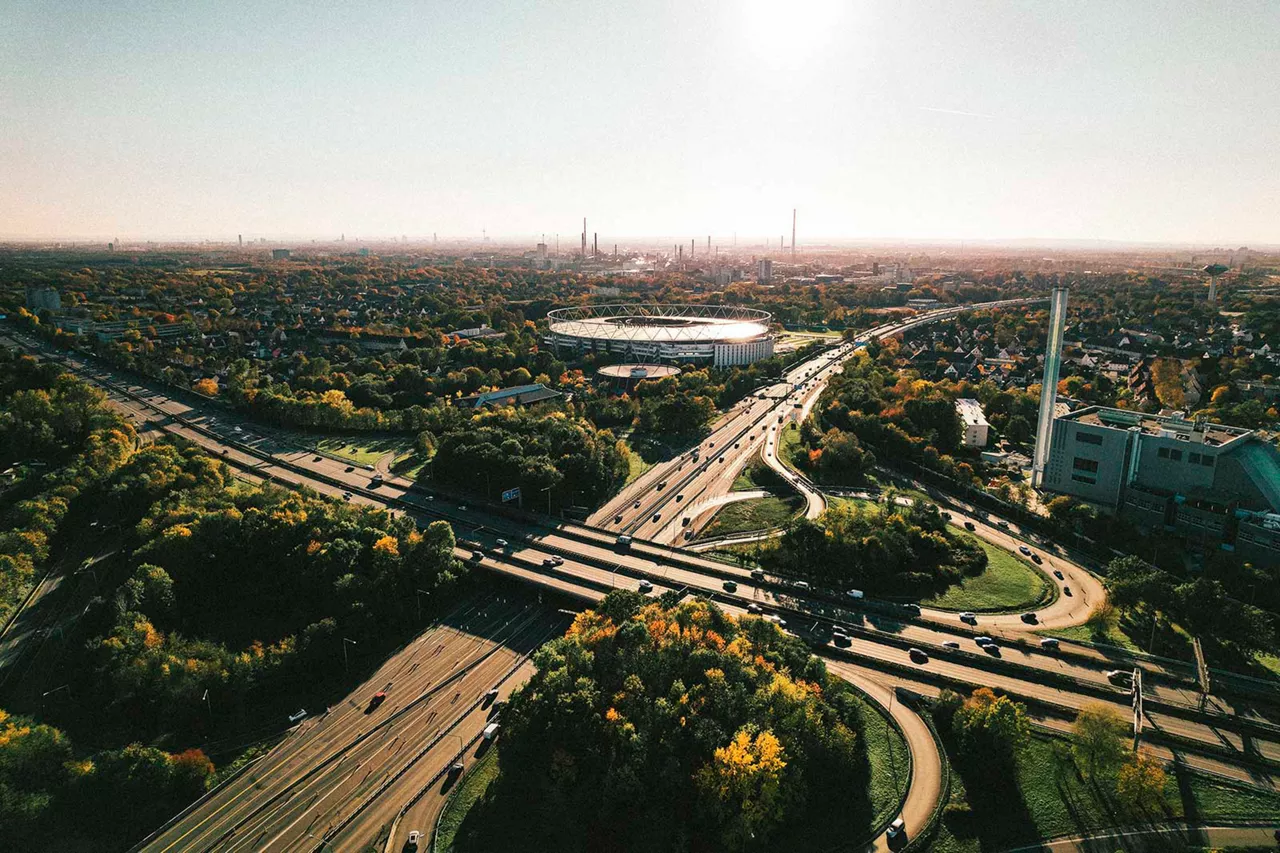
top-left (581, 218), bottom-right (587, 257)
top-left (707, 235), bottom-right (711, 254)
top-left (1032, 287), bottom-right (1070, 488)
top-left (593, 232), bottom-right (597, 257)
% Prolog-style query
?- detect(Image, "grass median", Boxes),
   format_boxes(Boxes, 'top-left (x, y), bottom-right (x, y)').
top-left (700, 495), bottom-right (804, 539)
top-left (922, 538), bottom-right (1053, 612)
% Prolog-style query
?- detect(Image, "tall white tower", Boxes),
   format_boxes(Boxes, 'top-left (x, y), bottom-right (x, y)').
top-left (1032, 287), bottom-right (1069, 488)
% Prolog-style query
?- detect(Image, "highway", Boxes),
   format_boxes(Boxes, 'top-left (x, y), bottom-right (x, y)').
top-left (139, 595), bottom-right (563, 853)
top-left (7, 302), bottom-right (1280, 850)
top-left (590, 298), bottom-right (1044, 543)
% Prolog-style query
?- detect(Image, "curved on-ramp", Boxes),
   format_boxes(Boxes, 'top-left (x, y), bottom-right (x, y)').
top-left (835, 664), bottom-right (945, 852)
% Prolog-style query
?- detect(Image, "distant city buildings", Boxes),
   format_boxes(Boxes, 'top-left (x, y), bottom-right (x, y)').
top-left (757, 258), bottom-right (773, 284)
top-left (25, 285), bottom-right (62, 312)
top-left (955, 398), bottom-right (990, 448)
top-left (272, 248), bottom-right (291, 260)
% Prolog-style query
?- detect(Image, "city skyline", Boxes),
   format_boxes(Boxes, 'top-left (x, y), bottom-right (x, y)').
top-left (3, 0), bottom-right (1278, 244)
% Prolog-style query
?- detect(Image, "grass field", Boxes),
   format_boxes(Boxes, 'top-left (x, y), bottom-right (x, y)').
top-left (931, 734), bottom-right (1280, 853)
top-left (434, 747), bottom-right (501, 853)
top-left (700, 496), bottom-right (803, 538)
top-left (315, 436), bottom-right (413, 467)
top-left (922, 538), bottom-right (1053, 612)
top-left (850, 693), bottom-right (911, 831)
top-left (777, 424), bottom-right (805, 472)
top-left (624, 446), bottom-right (655, 486)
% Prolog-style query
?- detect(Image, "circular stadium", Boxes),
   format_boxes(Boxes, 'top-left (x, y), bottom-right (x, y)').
top-left (547, 304), bottom-right (775, 367)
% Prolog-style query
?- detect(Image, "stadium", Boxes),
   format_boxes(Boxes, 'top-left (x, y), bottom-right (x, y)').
top-left (546, 304), bottom-right (775, 367)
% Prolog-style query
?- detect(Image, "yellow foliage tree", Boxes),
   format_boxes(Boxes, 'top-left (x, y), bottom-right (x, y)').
top-left (697, 727), bottom-right (787, 850)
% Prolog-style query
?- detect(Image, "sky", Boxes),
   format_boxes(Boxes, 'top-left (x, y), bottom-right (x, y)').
top-left (2, 0), bottom-right (1277, 245)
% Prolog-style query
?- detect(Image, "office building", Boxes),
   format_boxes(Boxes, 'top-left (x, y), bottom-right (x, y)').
top-left (1043, 406), bottom-right (1280, 565)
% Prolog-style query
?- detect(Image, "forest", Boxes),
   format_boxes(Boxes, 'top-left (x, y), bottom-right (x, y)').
top-left (455, 592), bottom-right (876, 853)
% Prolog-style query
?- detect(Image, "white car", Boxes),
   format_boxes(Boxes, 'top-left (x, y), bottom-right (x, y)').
top-left (406, 829), bottom-right (421, 850)
top-left (886, 817), bottom-right (906, 840)
top-left (495, 538), bottom-right (508, 548)
top-left (1018, 545), bottom-right (1032, 556)
top-left (959, 611), bottom-right (977, 624)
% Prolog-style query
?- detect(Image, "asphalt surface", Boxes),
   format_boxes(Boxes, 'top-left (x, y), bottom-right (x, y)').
top-left (7, 306), bottom-right (1280, 851)
top-left (140, 595), bottom-right (561, 853)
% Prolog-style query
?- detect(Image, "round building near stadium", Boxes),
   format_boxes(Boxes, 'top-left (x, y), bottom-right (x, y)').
top-left (547, 304), bottom-right (775, 367)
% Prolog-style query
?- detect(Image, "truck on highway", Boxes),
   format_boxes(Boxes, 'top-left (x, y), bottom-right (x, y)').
top-left (483, 722), bottom-right (501, 740)
top-left (370, 473), bottom-right (383, 487)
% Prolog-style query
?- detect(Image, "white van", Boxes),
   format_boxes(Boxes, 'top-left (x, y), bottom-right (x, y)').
top-left (483, 722), bottom-right (501, 740)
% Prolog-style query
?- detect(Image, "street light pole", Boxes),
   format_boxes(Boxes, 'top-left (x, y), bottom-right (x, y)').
top-left (342, 637), bottom-right (357, 674)
top-left (416, 588), bottom-right (430, 622)
top-left (203, 688), bottom-right (213, 727)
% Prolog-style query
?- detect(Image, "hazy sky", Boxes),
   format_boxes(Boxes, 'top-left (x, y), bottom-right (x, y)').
top-left (3, 1), bottom-right (1277, 244)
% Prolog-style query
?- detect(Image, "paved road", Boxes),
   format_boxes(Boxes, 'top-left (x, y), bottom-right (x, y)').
top-left (140, 596), bottom-right (561, 853)
top-left (1003, 822), bottom-right (1280, 853)
top-left (9, 323), bottom-right (1280, 850)
top-left (590, 299), bottom-right (1044, 544)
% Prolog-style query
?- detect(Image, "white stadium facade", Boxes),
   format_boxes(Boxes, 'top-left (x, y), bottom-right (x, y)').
top-left (546, 304), bottom-right (776, 367)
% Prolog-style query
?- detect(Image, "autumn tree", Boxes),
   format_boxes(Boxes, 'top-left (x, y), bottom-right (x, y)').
top-left (1115, 753), bottom-right (1168, 813)
top-left (1071, 704), bottom-right (1129, 780)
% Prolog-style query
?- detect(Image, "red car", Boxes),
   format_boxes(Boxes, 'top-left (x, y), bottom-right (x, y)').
top-left (366, 691), bottom-right (387, 713)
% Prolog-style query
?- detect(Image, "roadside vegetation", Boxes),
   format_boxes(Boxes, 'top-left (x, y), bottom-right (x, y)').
top-left (922, 538), bottom-right (1052, 612)
top-left (755, 500), bottom-right (988, 599)
top-left (700, 496), bottom-right (804, 539)
top-left (930, 692), bottom-right (1280, 852)
top-left (453, 592), bottom-right (883, 852)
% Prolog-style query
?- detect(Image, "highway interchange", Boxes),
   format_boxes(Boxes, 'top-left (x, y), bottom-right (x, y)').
top-left (4, 299), bottom-right (1280, 852)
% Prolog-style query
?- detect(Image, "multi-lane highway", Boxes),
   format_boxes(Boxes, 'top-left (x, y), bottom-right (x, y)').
top-left (140, 596), bottom-right (562, 853)
top-left (7, 298), bottom-right (1280, 850)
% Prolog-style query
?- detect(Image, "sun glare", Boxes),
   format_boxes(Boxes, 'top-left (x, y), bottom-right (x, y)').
top-left (741, 0), bottom-right (849, 69)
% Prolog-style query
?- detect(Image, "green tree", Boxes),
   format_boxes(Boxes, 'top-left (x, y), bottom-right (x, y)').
top-left (1071, 704), bottom-right (1129, 780)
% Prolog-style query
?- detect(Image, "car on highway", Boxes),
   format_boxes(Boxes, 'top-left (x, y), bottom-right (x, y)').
top-left (750, 569), bottom-right (765, 581)
top-left (1018, 545), bottom-right (1032, 556)
top-left (542, 557), bottom-right (556, 567)
top-left (1053, 570), bottom-right (1065, 580)
top-left (366, 691), bottom-right (387, 713)
top-left (1039, 638), bottom-right (1060, 651)
top-left (963, 521), bottom-right (976, 531)
top-left (405, 831), bottom-right (422, 851)
top-left (614, 514), bottom-right (623, 524)
top-left (908, 648), bottom-right (928, 664)
top-left (997, 520), bottom-right (1010, 529)
top-left (886, 818), bottom-right (906, 842)
top-left (345, 465), bottom-right (354, 472)
top-left (1020, 612), bottom-right (1038, 624)
top-left (1063, 585), bottom-right (1072, 596)
top-left (651, 512), bottom-right (661, 523)
top-left (900, 603), bottom-right (922, 616)
top-left (675, 493), bottom-right (684, 502)
top-left (458, 505), bottom-right (467, 512)
top-left (638, 580), bottom-right (653, 593)
top-left (942, 640), bottom-right (960, 649)
top-left (495, 538), bottom-right (508, 548)
top-left (723, 580), bottom-right (737, 592)
top-left (549, 555), bottom-right (564, 566)
top-left (833, 633), bottom-right (852, 647)
top-left (633, 500), bottom-right (641, 508)
top-left (313, 455), bottom-right (323, 462)
top-left (747, 603), bottom-right (763, 614)
top-left (288, 708), bottom-right (308, 724)
top-left (959, 612), bottom-right (977, 624)
top-left (846, 589), bottom-right (864, 599)
top-left (1106, 670), bottom-right (1134, 688)
top-left (447, 762), bottom-right (464, 779)
top-left (1031, 553), bottom-right (1043, 564)
top-left (974, 636), bottom-right (994, 647)
top-left (656, 480), bottom-right (666, 490)
top-left (342, 491), bottom-right (352, 500)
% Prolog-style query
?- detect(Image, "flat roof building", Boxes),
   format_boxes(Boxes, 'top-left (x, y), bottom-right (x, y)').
top-left (955, 398), bottom-right (989, 448)
top-left (1043, 406), bottom-right (1280, 565)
